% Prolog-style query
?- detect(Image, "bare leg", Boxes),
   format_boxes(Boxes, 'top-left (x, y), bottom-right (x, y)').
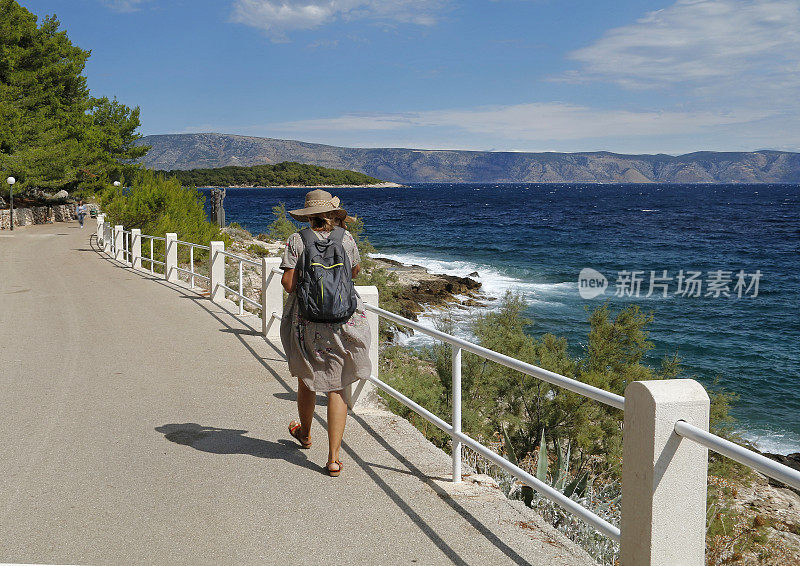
top-left (326, 389), bottom-right (347, 467)
top-left (296, 378), bottom-right (315, 441)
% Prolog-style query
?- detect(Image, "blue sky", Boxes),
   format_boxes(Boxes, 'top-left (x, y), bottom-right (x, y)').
top-left (21, 0), bottom-right (800, 154)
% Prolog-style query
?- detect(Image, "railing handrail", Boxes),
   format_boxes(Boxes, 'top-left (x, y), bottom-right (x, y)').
top-left (364, 372), bottom-right (621, 540)
top-left (365, 303), bottom-right (626, 410)
top-left (176, 239), bottom-right (210, 250)
top-left (675, 420), bottom-right (800, 491)
top-left (217, 282), bottom-right (262, 308)
top-left (217, 249), bottom-right (261, 268)
top-left (173, 266), bottom-right (209, 279)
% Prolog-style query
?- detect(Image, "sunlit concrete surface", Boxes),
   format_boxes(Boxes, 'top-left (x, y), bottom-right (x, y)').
top-left (0, 222), bottom-right (595, 565)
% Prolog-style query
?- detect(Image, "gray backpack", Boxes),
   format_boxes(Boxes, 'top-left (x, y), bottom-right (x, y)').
top-left (296, 227), bottom-right (358, 323)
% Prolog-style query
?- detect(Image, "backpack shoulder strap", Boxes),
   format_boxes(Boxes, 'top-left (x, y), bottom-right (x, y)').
top-left (329, 226), bottom-right (346, 244)
top-left (298, 227), bottom-right (318, 250)
top-left (296, 228), bottom-right (318, 276)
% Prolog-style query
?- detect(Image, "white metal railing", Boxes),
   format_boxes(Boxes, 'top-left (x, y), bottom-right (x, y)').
top-left (675, 420), bottom-right (800, 490)
top-left (96, 216), bottom-right (800, 566)
top-left (141, 234), bottom-right (166, 274)
top-left (361, 302), bottom-right (622, 540)
top-left (122, 230), bottom-right (132, 263)
top-left (175, 240), bottom-right (211, 289)
top-left (217, 249), bottom-right (262, 315)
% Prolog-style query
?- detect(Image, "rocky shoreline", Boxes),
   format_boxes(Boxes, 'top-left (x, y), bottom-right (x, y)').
top-left (371, 256), bottom-right (487, 320)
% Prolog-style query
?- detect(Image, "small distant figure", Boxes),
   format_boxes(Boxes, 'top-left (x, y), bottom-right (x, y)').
top-left (76, 200), bottom-right (87, 228)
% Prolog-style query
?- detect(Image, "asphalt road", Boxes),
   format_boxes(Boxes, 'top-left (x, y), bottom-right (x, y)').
top-left (0, 221), bottom-right (594, 566)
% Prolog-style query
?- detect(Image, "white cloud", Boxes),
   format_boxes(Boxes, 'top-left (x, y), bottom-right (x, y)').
top-left (175, 98), bottom-right (800, 152)
top-left (565, 0), bottom-right (800, 94)
top-left (269, 102), bottom-right (768, 141)
top-left (194, 0), bottom-right (800, 153)
top-left (101, 0), bottom-right (150, 12)
top-left (230, 0), bottom-right (446, 38)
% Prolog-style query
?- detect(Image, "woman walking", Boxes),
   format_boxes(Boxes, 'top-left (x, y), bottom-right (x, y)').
top-left (280, 190), bottom-right (372, 476)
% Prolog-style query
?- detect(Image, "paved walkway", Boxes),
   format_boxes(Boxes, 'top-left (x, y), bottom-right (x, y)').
top-left (0, 222), bottom-right (595, 565)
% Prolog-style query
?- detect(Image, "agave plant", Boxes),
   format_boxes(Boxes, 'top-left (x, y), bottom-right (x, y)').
top-left (503, 425), bottom-right (591, 506)
top-left (482, 426), bottom-right (622, 564)
top-left (502, 423), bottom-right (534, 507)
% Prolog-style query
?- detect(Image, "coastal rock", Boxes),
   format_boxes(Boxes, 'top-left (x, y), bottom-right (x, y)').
top-left (460, 298), bottom-right (487, 308)
top-left (728, 472), bottom-right (800, 561)
top-left (370, 256), bottom-right (483, 320)
top-left (468, 271), bottom-right (479, 277)
top-left (393, 274), bottom-right (482, 317)
top-left (763, 453), bottom-right (800, 489)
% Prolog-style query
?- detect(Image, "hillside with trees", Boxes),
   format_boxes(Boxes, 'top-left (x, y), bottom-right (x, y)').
top-left (0, 0), bottom-right (148, 197)
top-left (139, 133), bottom-right (800, 184)
top-left (156, 161), bottom-right (385, 187)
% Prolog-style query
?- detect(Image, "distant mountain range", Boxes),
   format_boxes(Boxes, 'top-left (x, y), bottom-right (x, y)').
top-left (138, 133), bottom-right (800, 184)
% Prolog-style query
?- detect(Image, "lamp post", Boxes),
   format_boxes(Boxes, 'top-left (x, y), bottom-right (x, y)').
top-left (6, 177), bottom-right (14, 231)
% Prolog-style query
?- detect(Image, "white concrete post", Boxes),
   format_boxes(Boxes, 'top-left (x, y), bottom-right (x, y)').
top-left (103, 222), bottom-right (111, 254)
top-left (165, 233), bottom-right (178, 282)
top-left (96, 214), bottom-right (105, 246)
top-left (346, 285), bottom-right (379, 410)
top-left (114, 225), bottom-right (124, 263)
top-left (209, 241), bottom-right (225, 303)
top-left (620, 379), bottom-right (710, 566)
top-left (131, 228), bottom-right (142, 271)
top-left (262, 257), bottom-right (283, 340)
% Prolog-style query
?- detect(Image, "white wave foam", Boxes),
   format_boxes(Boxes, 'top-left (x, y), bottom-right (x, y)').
top-left (373, 251), bottom-right (573, 347)
top-left (372, 252), bottom-right (574, 304)
top-left (739, 427), bottom-right (800, 455)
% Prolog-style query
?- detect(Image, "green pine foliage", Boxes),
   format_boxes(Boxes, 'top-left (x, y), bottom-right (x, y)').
top-left (157, 162), bottom-right (383, 188)
top-left (100, 170), bottom-right (224, 246)
top-left (380, 292), bottom-right (723, 478)
top-left (0, 1), bottom-right (147, 195)
top-left (266, 203), bottom-right (301, 241)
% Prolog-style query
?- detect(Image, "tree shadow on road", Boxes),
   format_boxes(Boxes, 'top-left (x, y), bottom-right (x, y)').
top-left (155, 422), bottom-right (320, 473)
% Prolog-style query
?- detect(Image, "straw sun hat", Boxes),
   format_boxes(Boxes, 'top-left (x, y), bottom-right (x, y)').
top-left (289, 189), bottom-right (348, 222)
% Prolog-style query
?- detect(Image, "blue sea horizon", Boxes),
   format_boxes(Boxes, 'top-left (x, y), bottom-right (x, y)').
top-left (202, 183), bottom-right (800, 455)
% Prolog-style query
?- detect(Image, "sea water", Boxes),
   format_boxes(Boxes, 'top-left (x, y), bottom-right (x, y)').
top-left (202, 184), bottom-right (800, 454)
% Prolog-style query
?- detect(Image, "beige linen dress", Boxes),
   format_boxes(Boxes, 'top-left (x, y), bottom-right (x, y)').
top-left (279, 229), bottom-right (372, 392)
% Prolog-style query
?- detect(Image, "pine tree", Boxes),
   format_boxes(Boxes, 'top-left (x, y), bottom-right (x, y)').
top-left (0, 0), bottom-right (148, 194)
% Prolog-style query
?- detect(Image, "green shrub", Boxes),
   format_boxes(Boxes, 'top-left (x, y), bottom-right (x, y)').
top-left (246, 243), bottom-right (271, 257)
top-left (266, 203), bottom-right (300, 241)
top-left (100, 170), bottom-right (226, 257)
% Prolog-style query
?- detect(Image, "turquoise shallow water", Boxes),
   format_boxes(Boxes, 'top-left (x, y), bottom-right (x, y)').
top-left (203, 184), bottom-right (800, 453)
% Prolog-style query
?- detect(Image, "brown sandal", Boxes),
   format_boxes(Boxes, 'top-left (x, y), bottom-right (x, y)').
top-left (326, 460), bottom-right (342, 477)
top-left (288, 421), bottom-right (311, 449)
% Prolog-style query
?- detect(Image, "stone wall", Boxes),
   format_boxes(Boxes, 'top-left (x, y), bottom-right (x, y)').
top-left (0, 204), bottom-right (76, 230)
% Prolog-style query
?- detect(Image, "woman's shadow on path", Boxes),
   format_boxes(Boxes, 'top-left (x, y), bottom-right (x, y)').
top-left (155, 422), bottom-right (320, 473)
